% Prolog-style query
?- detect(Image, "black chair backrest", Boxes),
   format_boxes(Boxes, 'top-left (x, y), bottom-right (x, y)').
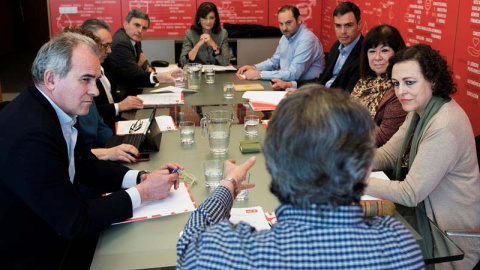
top-left (0, 101), bottom-right (10, 111)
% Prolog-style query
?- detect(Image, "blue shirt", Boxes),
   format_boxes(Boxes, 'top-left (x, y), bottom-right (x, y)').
top-left (177, 186), bottom-right (425, 269)
top-left (37, 87), bottom-right (77, 183)
top-left (255, 24), bottom-right (325, 81)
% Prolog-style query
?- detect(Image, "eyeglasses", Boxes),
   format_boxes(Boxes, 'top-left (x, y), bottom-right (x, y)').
top-left (129, 119), bottom-right (143, 133)
top-left (100, 43), bottom-right (112, 50)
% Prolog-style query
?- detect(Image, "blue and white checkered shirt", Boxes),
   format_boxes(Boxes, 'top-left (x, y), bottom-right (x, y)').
top-left (177, 186), bottom-right (425, 269)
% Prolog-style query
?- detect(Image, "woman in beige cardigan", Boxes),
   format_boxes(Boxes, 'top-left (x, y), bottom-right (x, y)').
top-left (364, 44), bottom-right (480, 269)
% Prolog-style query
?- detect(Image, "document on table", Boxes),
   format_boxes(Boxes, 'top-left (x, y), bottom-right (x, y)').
top-left (234, 83), bottom-right (264, 91)
top-left (115, 119), bottom-right (149, 135)
top-left (155, 115), bottom-right (177, 131)
top-left (154, 65), bottom-right (180, 73)
top-left (137, 93), bottom-right (184, 106)
top-left (113, 182), bottom-right (197, 225)
top-left (242, 91), bottom-right (287, 111)
top-left (150, 86), bottom-right (197, 93)
top-left (202, 65), bottom-right (237, 72)
top-left (230, 206), bottom-right (271, 231)
top-left (361, 171), bottom-right (390, 200)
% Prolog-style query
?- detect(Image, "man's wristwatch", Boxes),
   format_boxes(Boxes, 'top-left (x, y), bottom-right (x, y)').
top-left (152, 72), bottom-right (159, 83)
top-left (137, 170), bottom-right (149, 184)
top-left (222, 177), bottom-right (238, 198)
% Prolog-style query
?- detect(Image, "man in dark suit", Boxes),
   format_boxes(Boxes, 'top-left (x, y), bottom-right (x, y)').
top-left (109, 9), bottom-right (177, 93)
top-left (271, 2), bottom-right (363, 93)
top-left (0, 32), bottom-right (182, 269)
top-left (81, 19), bottom-right (145, 131)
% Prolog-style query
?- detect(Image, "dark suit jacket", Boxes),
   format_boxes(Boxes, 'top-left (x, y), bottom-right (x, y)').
top-left (298, 35), bottom-right (363, 93)
top-left (0, 86), bottom-right (132, 269)
top-left (109, 28), bottom-right (155, 89)
top-left (96, 58), bottom-right (121, 130)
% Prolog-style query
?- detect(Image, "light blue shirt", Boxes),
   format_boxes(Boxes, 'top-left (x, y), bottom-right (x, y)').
top-left (255, 24), bottom-right (325, 81)
top-left (37, 87), bottom-right (141, 209)
top-left (325, 34), bottom-right (362, 88)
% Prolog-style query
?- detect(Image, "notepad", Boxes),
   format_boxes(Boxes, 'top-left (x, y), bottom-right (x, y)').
top-left (113, 182), bottom-right (197, 225)
top-left (242, 91), bottom-right (287, 111)
top-left (234, 84), bottom-right (264, 91)
top-left (137, 93), bottom-right (184, 106)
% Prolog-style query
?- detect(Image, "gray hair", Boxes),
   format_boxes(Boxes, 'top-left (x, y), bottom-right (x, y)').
top-left (263, 85), bottom-right (375, 209)
top-left (31, 32), bottom-right (101, 85)
top-left (126, 9), bottom-right (150, 26)
top-left (80, 19), bottom-right (112, 33)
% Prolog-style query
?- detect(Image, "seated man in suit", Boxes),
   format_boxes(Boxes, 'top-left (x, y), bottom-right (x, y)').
top-left (236, 5), bottom-right (325, 81)
top-left (109, 9), bottom-right (178, 95)
top-left (177, 86), bottom-right (424, 269)
top-left (271, 1), bottom-right (363, 93)
top-left (63, 26), bottom-right (140, 163)
top-left (80, 19), bottom-right (145, 131)
top-left (0, 32), bottom-right (183, 269)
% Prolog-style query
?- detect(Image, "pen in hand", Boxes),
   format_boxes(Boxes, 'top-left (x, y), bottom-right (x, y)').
top-left (170, 168), bottom-right (179, 190)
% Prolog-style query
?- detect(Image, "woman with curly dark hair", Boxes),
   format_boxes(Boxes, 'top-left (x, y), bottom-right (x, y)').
top-left (365, 44), bottom-right (480, 269)
top-left (351, 25), bottom-right (407, 147)
top-left (179, 2), bottom-right (230, 67)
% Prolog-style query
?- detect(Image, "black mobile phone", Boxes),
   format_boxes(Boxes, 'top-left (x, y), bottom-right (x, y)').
top-left (135, 153), bottom-right (150, 162)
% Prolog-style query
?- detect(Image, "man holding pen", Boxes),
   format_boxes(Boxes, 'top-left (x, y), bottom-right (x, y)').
top-left (0, 32), bottom-right (183, 270)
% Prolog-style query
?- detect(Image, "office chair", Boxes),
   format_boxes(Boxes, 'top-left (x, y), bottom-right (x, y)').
top-left (444, 135), bottom-right (480, 268)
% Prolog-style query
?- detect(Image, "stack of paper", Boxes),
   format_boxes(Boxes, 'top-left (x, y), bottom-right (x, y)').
top-left (137, 93), bottom-right (184, 106)
top-left (113, 183), bottom-right (197, 225)
top-left (150, 86), bottom-right (197, 93)
top-left (242, 91), bottom-right (287, 111)
top-left (202, 65), bottom-right (237, 72)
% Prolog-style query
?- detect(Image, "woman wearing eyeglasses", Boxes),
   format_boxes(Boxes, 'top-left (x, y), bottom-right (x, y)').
top-left (179, 2), bottom-right (230, 67)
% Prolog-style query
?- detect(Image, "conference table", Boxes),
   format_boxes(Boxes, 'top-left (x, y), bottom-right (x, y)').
top-left (91, 72), bottom-right (464, 270)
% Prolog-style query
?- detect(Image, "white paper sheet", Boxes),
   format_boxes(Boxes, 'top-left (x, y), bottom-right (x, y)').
top-left (361, 171), bottom-right (390, 200)
top-left (230, 206), bottom-right (271, 231)
top-left (113, 183), bottom-right (197, 225)
top-left (137, 93), bottom-right (184, 105)
top-left (155, 115), bottom-right (177, 131)
top-left (242, 91), bottom-right (287, 104)
top-left (116, 119), bottom-right (149, 135)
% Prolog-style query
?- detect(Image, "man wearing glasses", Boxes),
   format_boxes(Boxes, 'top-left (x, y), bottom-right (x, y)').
top-left (81, 19), bottom-right (145, 131)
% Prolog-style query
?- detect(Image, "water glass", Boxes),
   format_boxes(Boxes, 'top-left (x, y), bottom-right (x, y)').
top-left (208, 128), bottom-right (230, 154)
top-left (236, 173), bottom-right (250, 201)
top-left (173, 70), bottom-right (185, 88)
top-left (203, 159), bottom-right (224, 189)
top-left (185, 63), bottom-right (202, 91)
top-left (179, 121), bottom-right (195, 144)
top-left (204, 65), bottom-right (215, 84)
top-left (223, 82), bottom-right (235, 99)
top-left (244, 115), bottom-right (259, 136)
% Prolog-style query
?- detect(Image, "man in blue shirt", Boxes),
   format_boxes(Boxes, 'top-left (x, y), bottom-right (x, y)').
top-left (272, 2), bottom-right (363, 93)
top-left (236, 5), bottom-right (325, 81)
top-left (177, 86), bottom-right (424, 269)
